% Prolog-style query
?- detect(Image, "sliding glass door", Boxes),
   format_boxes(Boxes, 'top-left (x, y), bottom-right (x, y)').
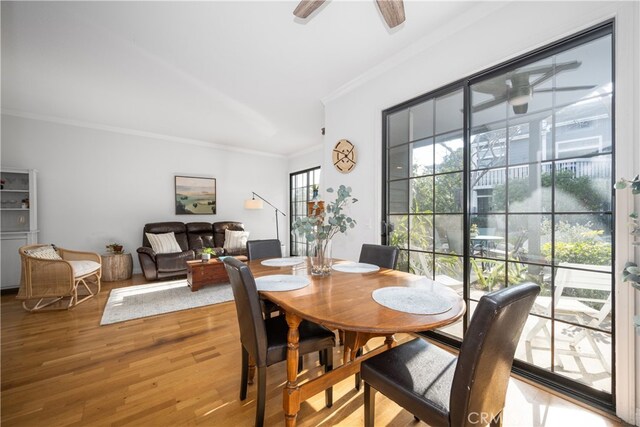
top-left (383, 23), bottom-right (614, 408)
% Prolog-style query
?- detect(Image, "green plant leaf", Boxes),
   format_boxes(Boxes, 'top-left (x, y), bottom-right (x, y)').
top-left (614, 180), bottom-right (628, 190)
top-left (626, 266), bottom-right (640, 275)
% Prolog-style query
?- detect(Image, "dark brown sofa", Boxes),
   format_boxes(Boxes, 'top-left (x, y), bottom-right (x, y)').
top-left (137, 221), bottom-right (246, 280)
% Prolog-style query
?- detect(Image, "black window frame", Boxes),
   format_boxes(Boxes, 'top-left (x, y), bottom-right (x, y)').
top-left (381, 20), bottom-right (616, 412)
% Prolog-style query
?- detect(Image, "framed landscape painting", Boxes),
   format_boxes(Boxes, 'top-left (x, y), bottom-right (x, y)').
top-left (175, 176), bottom-right (216, 215)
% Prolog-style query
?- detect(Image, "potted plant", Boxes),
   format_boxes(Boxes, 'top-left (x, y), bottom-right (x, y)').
top-left (614, 174), bottom-right (640, 330)
top-left (293, 185), bottom-right (357, 275)
top-left (201, 247), bottom-right (217, 262)
top-left (106, 243), bottom-right (124, 254)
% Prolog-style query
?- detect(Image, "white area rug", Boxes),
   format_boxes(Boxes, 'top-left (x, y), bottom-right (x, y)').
top-left (100, 279), bottom-right (233, 325)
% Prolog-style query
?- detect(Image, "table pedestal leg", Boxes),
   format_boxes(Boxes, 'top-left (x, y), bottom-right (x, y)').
top-left (284, 312), bottom-right (302, 427)
top-left (384, 335), bottom-right (396, 349)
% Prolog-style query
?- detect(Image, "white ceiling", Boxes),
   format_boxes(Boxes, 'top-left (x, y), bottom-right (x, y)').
top-left (1, 1), bottom-right (483, 156)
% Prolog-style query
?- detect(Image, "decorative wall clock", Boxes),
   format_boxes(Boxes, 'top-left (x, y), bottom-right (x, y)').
top-left (332, 139), bottom-right (357, 174)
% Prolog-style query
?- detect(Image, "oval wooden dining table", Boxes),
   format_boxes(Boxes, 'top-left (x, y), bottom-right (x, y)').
top-left (246, 258), bottom-right (466, 427)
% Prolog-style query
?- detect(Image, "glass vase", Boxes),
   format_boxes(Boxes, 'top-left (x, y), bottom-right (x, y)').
top-left (310, 239), bottom-right (332, 276)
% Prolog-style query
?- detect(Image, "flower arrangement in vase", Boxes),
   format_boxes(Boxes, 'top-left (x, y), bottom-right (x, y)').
top-left (292, 185), bottom-right (357, 275)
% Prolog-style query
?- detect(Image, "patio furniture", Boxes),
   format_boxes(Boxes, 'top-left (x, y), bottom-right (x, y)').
top-left (17, 244), bottom-right (102, 312)
top-left (525, 262), bottom-right (612, 373)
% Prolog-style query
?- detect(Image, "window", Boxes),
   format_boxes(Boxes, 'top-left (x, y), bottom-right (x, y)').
top-left (289, 167), bottom-right (321, 256)
top-left (383, 23), bottom-right (614, 409)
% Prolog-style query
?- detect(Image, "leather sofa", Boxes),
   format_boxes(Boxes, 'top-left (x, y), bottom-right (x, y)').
top-left (137, 221), bottom-right (246, 280)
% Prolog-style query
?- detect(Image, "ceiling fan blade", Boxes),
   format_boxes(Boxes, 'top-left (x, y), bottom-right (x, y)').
top-left (535, 85), bottom-right (597, 92)
top-left (293, 0), bottom-right (326, 19)
top-left (376, 0), bottom-right (405, 28)
top-left (472, 96), bottom-right (507, 113)
top-left (529, 60), bottom-right (581, 88)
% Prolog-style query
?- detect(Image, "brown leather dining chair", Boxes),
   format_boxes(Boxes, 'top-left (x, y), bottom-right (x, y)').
top-left (246, 239), bottom-right (283, 318)
top-left (352, 243), bottom-right (399, 389)
top-left (246, 239), bottom-right (282, 260)
top-left (223, 257), bottom-right (335, 427)
top-left (361, 282), bottom-right (540, 427)
top-left (359, 243), bottom-right (399, 269)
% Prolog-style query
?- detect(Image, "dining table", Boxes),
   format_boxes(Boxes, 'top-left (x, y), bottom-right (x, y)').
top-left (247, 257), bottom-right (466, 427)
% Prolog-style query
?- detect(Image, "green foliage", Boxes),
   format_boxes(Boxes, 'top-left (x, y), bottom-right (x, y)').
top-left (614, 175), bottom-right (640, 292)
top-left (492, 169), bottom-right (610, 212)
top-left (470, 258), bottom-right (533, 291)
top-left (202, 247), bottom-right (217, 255)
top-left (292, 185), bottom-right (357, 242)
top-left (542, 241), bottom-right (611, 265)
top-left (614, 174), bottom-right (640, 194)
top-left (539, 220), bottom-right (611, 265)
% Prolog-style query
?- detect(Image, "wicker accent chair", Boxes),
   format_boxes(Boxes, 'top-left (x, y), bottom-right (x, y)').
top-left (17, 244), bottom-right (102, 312)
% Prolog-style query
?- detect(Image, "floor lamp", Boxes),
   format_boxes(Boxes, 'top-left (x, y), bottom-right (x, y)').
top-left (244, 192), bottom-right (286, 241)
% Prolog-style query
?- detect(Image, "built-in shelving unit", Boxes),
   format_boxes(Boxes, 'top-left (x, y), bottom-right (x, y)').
top-left (1, 168), bottom-right (38, 289)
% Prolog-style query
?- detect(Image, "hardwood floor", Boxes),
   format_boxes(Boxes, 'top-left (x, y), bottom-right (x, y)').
top-left (1, 275), bottom-right (624, 426)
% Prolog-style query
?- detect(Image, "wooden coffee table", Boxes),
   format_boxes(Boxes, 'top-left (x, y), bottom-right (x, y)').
top-left (186, 256), bottom-right (247, 292)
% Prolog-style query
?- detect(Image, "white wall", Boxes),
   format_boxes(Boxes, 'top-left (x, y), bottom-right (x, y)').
top-left (322, 1), bottom-right (639, 422)
top-left (288, 145), bottom-right (324, 178)
top-left (1, 114), bottom-right (288, 274)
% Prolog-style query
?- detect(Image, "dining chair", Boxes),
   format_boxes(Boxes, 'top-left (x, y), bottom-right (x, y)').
top-left (349, 244), bottom-right (399, 389)
top-left (246, 239), bottom-right (282, 260)
top-left (246, 239), bottom-right (284, 318)
top-left (222, 257), bottom-right (335, 427)
top-left (361, 282), bottom-right (540, 427)
top-left (358, 244), bottom-right (399, 269)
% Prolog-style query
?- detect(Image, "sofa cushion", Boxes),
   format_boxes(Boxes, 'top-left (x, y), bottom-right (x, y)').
top-left (143, 222), bottom-right (189, 251)
top-left (24, 245), bottom-right (62, 260)
top-left (224, 230), bottom-right (250, 252)
top-left (213, 221), bottom-right (244, 247)
top-left (186, 222), bottom-right (215, 250)
top-left (146, 232), bottom-right (182, 254)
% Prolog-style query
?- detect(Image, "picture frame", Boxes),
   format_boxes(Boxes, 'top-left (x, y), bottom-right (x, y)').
top-left (175, 175), bottom-right (216, 215)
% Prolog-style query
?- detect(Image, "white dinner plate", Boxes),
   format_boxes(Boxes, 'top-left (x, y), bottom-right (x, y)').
top-left (331, 262), bottom-right (380, 273)
top-left (255, 275), bottom-right (310, 292)
top-left (260, 257), bottom-right (306, 267)
top-left (371, 287), bottom-right (454, 315)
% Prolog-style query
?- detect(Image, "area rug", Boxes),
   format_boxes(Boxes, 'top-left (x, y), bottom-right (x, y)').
top-left (100, 279), bottom-right (233, 325)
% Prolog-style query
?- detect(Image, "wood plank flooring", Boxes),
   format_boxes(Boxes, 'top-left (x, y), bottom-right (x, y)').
top-left (1, 275), bottom-right (625, 426)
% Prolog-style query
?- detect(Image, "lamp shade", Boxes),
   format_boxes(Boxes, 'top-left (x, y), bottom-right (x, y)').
top-left (244, 198), bottom-right (264, 209)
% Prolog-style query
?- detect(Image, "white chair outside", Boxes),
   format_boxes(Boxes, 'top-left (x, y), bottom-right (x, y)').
top-left (525, 262), bottom-right (611, 373)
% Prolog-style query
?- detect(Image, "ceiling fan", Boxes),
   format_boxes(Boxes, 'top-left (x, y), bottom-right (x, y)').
top-left (293, 0), bottom-right (405, 29)
top-left (472, 60), bottom-right (596, 115)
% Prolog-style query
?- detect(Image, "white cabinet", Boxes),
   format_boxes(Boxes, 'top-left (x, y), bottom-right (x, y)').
top-left (1, 168), bottom-right (38, 289)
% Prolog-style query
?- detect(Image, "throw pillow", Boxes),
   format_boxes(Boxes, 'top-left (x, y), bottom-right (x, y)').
top-left (146, 232), bottom-right (182, 254)
top-left (223, 229), bottom-right (250, 251)
top-left (24, 245), bottom-right (62, 260)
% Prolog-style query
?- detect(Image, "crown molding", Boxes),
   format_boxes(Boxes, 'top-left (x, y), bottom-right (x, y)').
top-left (321, 1), bottom-right (510, 106)
top-left (287, 143), bottom-right (323, 159)
top-left (1, 108), bottom-right (286, 159)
